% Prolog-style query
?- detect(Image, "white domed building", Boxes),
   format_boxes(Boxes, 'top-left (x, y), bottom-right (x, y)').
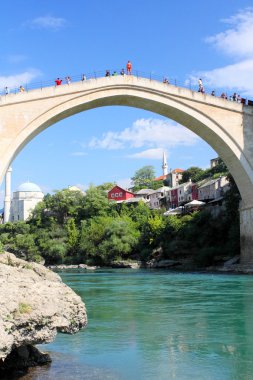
top-left (10, 182), bottom-right (44, 222)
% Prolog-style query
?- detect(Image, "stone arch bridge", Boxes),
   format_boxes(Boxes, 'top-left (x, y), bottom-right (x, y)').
top-left (0, 76), bottom-right (253, 263)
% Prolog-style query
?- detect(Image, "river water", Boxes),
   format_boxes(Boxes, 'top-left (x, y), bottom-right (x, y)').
top-left (21, 269), bottom-right (253, 380)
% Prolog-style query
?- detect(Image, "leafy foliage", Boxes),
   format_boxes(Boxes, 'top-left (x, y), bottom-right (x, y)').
top-left (0, 162), bottom-right (240, 267)
top-left (131, 165), bottom-right (156, 191)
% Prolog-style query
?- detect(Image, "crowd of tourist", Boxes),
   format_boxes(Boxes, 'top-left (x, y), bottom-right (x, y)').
top-left (2, 63), bottom-right (253, 106)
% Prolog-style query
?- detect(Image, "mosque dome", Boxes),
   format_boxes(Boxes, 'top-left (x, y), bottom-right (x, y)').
top-left (17, 182), bottom-right (42, 192)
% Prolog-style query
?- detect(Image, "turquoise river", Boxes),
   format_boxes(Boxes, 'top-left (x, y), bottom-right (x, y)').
top-left (22, 269), bottom-right (253, 380)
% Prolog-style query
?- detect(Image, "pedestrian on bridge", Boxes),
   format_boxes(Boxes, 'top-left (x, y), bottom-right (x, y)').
top-left (126, 60), bottom-right (132, 75)
top-left (198, 78), bottom-right (204, 93)
top-left (65, 76), bottom-right (71, 84)
top-left (55, 78), bottom-right (62, 86)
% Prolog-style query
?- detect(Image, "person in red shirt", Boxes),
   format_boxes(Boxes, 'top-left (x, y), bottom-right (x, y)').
top-left (126, 60), bottom-right (132, 75)
top-left (55, 78), bottom-right (62, 86)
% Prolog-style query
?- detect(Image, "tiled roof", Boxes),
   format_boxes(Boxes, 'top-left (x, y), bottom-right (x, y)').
top-left (135, 188), bottom-right (154, 195)
top-left (109, 185), bottom-right (134, 195)
top-left (154, 175), bottom-right (167, 181)
top-left (172, 168), bottom-right (184, 173)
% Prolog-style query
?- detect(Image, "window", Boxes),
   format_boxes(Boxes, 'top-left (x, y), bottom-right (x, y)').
top-left (111, 193), bottom-right (115, 198)
top-left (119, 192), bottom-right (123, 197)
top-left (115, 193), bottom-right (119, 197)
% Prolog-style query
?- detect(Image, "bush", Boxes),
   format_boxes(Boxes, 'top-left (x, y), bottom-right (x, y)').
top-left (194, 247), bottom-right (219, 267)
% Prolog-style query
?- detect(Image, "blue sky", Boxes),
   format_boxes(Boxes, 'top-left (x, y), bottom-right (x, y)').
top-left (0, 0), bottom-right (253, 203)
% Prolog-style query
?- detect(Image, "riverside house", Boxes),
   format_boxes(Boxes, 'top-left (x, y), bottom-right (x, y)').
top-left (198, 176), bottom-right (230, 202)
top-left (149, 186), bottom-right (171, 209)
top-left (108, 185), bottom-right (135, 203)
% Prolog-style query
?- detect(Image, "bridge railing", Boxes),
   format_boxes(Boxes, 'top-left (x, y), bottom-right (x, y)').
top-left (1, 69), bottom-right (252, 106)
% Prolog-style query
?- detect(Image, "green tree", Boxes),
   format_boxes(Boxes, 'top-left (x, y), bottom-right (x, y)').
top-left (46, 241), bottom-right (67, 264)
top-left (66, 218), bottom-right (79, 254)
top-left (11, 233), bottom-right (41, 262)
top-left (138, 214), bottom-right (165, 259)
top-left (78, 185), bottom-right (110, 220)
top-left (99, 217), bottom-right (140, 263)
top-left (179, 166), bottom-right (205, 184)
top-left (131, 166), bottom-right (155, 190)
top-left (150, 179), bottom-right (165, 190)
top-left (96, 182), bottom-right (116, 191)
top-left (128, 201), bottom-right (152, 227)
top-left (78, 217), bottom-right (109, 264)
top-left (41, 189), bottom-right (84, 225)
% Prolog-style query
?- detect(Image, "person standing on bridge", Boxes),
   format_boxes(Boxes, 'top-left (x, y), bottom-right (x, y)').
top-left (65, 76), bottom-right (71, 85)
top-left (198, 78), bottom-right (205, 93)
top-left (55, 78), bottom-right (62, 86)
top-left (126, 60), bottom-right (132, 75)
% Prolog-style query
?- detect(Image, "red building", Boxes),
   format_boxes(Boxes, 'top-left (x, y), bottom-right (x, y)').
top-left (108, 185), bottom-right (135, 202)
top-left (170, 188), bottom-right (179, 208)
top-left (191, 184), bottom-right (198, 200)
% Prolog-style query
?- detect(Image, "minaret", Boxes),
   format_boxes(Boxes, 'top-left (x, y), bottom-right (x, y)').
top-left (162, 151), bottom-right (168, 176)
top-left (4, 167), bottom-right (12, 223)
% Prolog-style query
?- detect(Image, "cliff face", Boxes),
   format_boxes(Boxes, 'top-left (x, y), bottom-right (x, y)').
top-left (0, 252), bottom-right (87, 363)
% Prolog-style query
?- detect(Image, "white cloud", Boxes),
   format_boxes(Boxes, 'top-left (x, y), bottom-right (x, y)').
top-left (0, 69), bottom-right (42, 89)
top-left (127, 148), bottom-right (166, 160)
top-left (89, 118), bottom-right (199, 150)
top-left (205, 8), bottom-right (253, 58)
top-left (28, 16), bottom-right (66, 31)
top-left (192, 8), bottom-right (253, 96)
top-left (191, 59), bottom-right (253, 96)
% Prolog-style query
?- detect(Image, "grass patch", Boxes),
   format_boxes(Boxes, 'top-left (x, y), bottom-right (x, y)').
top-left (18, 302), bottom-right (32, 314)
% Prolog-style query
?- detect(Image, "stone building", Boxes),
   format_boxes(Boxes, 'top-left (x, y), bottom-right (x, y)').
top-left (10, 182), bottom-right (44, 222)
top-left (198, 176), bottom-right (229, 202)
top-left (165, 168), bottom-right (184, 188)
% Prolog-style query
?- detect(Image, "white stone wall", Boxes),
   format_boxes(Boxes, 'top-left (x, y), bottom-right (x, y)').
top-left (11, 191), bottom-right (44, 221)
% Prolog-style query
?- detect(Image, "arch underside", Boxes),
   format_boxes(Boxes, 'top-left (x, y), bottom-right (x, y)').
top-left (3, 89), bottom-right (253, 206)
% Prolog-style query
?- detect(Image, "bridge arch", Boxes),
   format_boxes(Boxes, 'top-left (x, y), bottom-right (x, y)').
top-left (0, 76), bottom-right (253, 262)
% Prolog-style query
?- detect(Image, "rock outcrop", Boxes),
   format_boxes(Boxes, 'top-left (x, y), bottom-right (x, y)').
top-left (110, 260), bottom-right (141, 269)
top-left (0, 252), bottom-right (87, 371)
top-left (48, 263), bottom-right (97, 270)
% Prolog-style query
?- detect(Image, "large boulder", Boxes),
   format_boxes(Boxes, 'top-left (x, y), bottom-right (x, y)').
top-left (0, 252), bottom-right (87, 365)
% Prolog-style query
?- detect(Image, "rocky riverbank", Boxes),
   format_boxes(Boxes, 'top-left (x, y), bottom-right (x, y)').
top-left (0, 252), bottom-right (87, 377)
top-left (48, 263), bottom-right (97, 271)
top-left (47, 255), bottom-right (253, 274)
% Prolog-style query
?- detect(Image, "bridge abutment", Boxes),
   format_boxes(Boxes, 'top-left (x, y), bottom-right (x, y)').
top-left (240, 204), bottom-right (253, 265)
